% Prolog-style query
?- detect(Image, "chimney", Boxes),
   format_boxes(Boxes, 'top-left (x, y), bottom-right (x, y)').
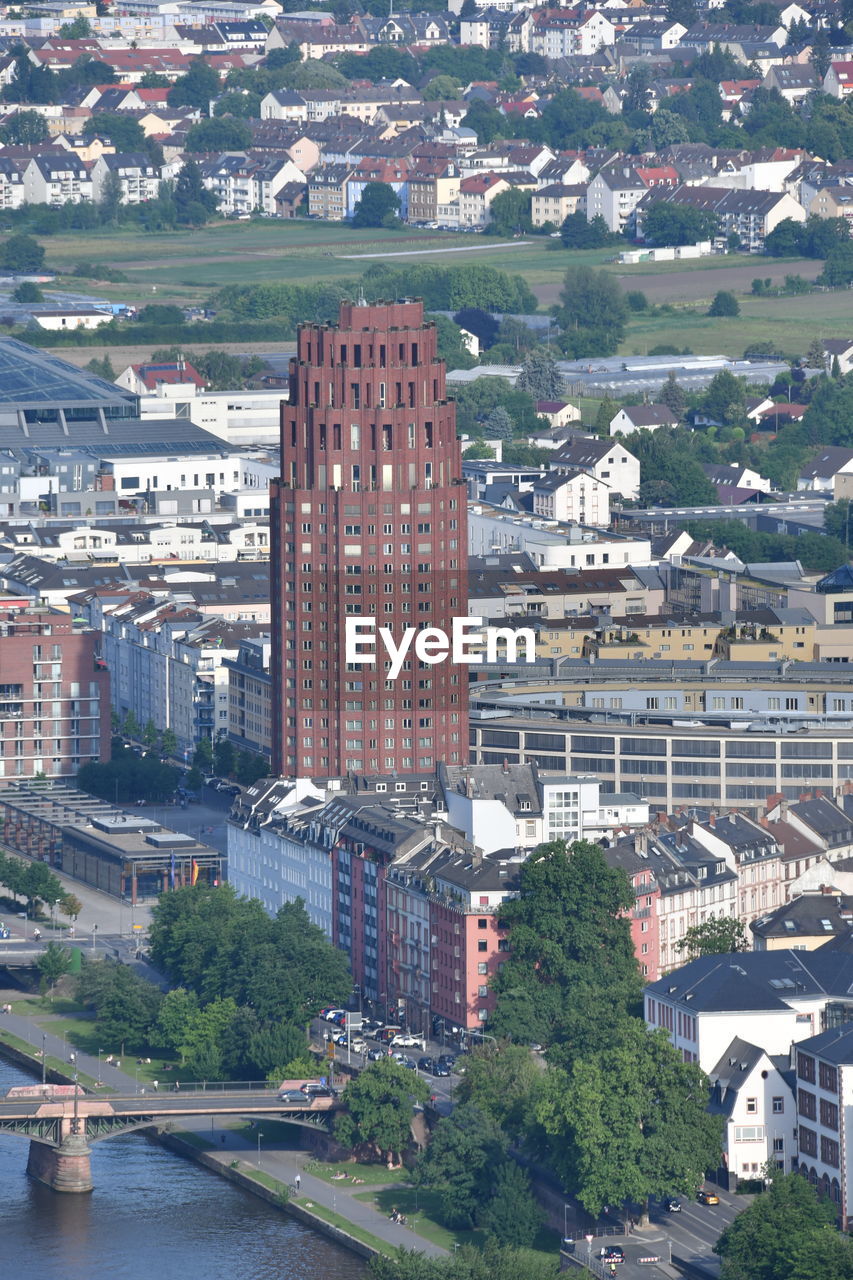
top-left (636, 830), bottom-right (648, 854)
top-left (709, 811), bottom-right (716, 827)
top-left (502, 758), bottom-right (509, 775)
top-left (759, 814), bottom-right (769, 829)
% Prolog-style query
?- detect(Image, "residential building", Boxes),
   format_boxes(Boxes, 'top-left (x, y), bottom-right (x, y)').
top-left (635, 184), bottom-right (806, 251)
top-left (550, 435), bottom-right (641, 500)
top-left (708, 1038), bottom-right (796, 1186)
top-left (269, 298), bottom-right (468, 777)
top-left (530, 182), bottom-right (586, 227)
top-left (610, 403), bottom-right (679, 435)
top-left (532, 469), bottom-right (610, 526)
top-left (752, 890), bottom-right (853, 950)
top-left (23, 153), bottom-right (93, 204)
top-left (794, 1024), bottom-right (853, 1223)
top-left (225, 635), bottom-right (272, 759)
top-left (90, 152), bottom-right (161, 203)
top-left (0, 605), bottom-right (110, 779)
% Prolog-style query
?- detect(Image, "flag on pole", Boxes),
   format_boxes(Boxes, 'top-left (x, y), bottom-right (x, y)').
top-left (169, 852), bottom-right (175, 889)
top-left (191, 858), bottom-right (199, 886)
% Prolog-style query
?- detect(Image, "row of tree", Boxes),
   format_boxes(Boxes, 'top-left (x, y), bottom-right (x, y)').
top-left (0, 850), bottom-right (80, 922)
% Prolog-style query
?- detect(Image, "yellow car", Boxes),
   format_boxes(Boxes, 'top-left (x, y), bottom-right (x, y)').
top-left (697, 1190), bottom-right (720, 1205)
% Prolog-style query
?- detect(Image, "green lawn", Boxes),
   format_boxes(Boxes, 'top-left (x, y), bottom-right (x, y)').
top-left (356, 1185), bottom-right (561, 1263)
top-left (303, 1158), bottom-right (411, 1187)
top-left (621, 288), bottom-right (853, 359)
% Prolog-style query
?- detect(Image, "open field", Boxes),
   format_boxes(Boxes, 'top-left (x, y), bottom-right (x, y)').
top-left (52, 340), bottom-right (297, 370)
top-left (621, 286), bottom-right (853, 359)
top-left (33, 220), bottom-right (853, 363)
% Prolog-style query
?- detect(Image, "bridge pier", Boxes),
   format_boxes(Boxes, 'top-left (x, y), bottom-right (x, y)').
top-left (27, 1135), bottom-right (93, 1193)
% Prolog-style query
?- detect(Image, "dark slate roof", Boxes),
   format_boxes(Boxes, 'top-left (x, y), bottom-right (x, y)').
top-left (751, 893), bottom-right (853, 941)
top-left (645, 951), bottom-right (839, 1012)
top-left (795, 1022), bottom-right (853, 1065)
top-left (791, 795), bottom-right (853, 845)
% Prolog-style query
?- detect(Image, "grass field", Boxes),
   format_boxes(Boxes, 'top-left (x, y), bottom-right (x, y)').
top-left (33, 218), bottom-right (853, 362)
top-left (621, 287), bottom-right (853, 359)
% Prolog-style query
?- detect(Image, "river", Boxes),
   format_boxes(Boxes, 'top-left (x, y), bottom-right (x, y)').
top-left (0, 1057), bottom-right (366, 1280)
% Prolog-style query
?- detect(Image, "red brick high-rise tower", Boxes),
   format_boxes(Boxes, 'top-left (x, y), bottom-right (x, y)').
top-left (270, 298), bottom-right (468, 778)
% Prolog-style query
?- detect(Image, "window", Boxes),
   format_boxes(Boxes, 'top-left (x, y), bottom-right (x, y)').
top-left (798, 1089), bottom-right (816, 1119)
top-left (477, 962), bottom-right (488, 975)
top-left (746, 1097), bottom-right (758, 1115)
top-left (772, 1097), bottom-right (784, 1114)
top-left (797, 1052), bottom-right (816, 1083)
top-left (478, 940), bottom-right (487, 952)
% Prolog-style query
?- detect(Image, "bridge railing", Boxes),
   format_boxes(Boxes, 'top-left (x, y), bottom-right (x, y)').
top-left (123, 1080), bottom-right (278, 1095)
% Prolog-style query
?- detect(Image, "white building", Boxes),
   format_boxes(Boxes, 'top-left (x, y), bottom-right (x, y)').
top-left (708, 1037), bottom-right (796, 1185)
top-left (227, 778), bottom-right (334, 933)
top-left (23, 154), bottom-right (93, 204)
top-left (644, 951), bottom-right (838, 1072)
top-left (91, 153), bottom-right (161, 204)
top-left (467, 502), bottom-right (653, 569)
top-left (137, 385), bottom-right (288, 446)
top-left (532, 469), bottom-right (610, 526)
top-left (550, 435), bottom-right (641, 501)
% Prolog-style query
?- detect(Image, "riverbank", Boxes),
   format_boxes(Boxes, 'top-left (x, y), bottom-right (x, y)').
top-left (0, 1001), bottom-right (445, 1264)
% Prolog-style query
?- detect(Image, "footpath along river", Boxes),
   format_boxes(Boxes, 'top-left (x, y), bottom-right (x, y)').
top-left (0, 1057), bottom-right (367, 1280)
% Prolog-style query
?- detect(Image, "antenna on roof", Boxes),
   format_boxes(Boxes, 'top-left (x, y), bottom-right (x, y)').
top-left (356, 283), bottom-right (367, 307)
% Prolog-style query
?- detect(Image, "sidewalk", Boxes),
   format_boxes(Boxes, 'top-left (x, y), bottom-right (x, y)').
top-left (0, 989), bottom-right (448, 1259)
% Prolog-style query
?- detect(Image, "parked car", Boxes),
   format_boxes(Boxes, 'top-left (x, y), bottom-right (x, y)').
top-left (367, 1047), bottom-right (385, 1061)
top-left (204, 777), bottom-right (223, 788)
top-left (322, 1008), bottom-right (346, 1023)
top-left (697, 1190), bottom-right (720, 1206)
top-left (599, 1246), bottom-right (624, 1264)
top-left (430, 1059), bottom-right (451, 1077)
top-left (417, 1057), bottom-right (434, 1072)
top-left (217, 782), bottom-right (241, 796)
top-left (437, 1054), bottom-right (456, 1071)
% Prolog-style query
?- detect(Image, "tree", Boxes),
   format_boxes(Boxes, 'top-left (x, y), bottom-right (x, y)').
top-left (555, 266), bottom-right (628, 358)
top-left (0, 234), bottom-right (45, 273)
top-left (168, 58), bottom-right (220, 110)
top-left (461, 98), bottom-right (504, 144)
top-left (185, 766), bottom-right (203, 791)
top-left (677, 917), bottom-right (749, 959)
top-left (709, 290), bottom-right (740, 317)
top-left (38, 940), bottom-right (72, 992)
top-left (415, 1102), bottom-right (508, 1227)
top-left (84, 112), bottom-right (146, 152)
top-left (535, 1021), bottom-right (723, 1217)
top-left (478, 1161), bottom-right (543, 1247)
top-left (559, 211), bottom-right (616, 250)
top-left (820, 241), bottom-right (853, 288)
top-left (156, 986), bottom-right (200, 1061)
top-left (174, 161), bottom-right (218, 226)
top-left (0, 109), bottom-right (48, 145)
top-left (490, 841), bottom-right (642, 1053)
top-left (516, 351), bottom-right (563, 401)
top-left (659, 370), bottom-right (687, 418)
top-left (452, 307), bottom-right (500, 349)
top-left (12, 281), bottom-right (43, 303)
top-left (77, 958), bottom-right (163, 1055)
top-left (454, 1042), bottom-right (541, 1140)
top-left (422, 75), bottom-right (461, 101)
top-left (60, 893), bottom-right (83, 922)
top-left (59, 15), bottom-right (92, 36)
top-left (213, 736), bottom-right (236, 777)
top-left (624, 62), bottom-right (653, 114)
top-left (484, 406), bottom-right (514, 440)
top-left (193, 736), bottom-right (214, 771)
top-left (185, 116), bottom-right (252, 153)
top-left (137, 304), bottom-right (184, 326)
top-left (702, 368), bottom-right (748, 425)
top-left (643, 201), bottom-right (718, 247)
top-left (715, 1172), bottom-right (848, 1280)
top-left (160, 727), bottom-right (178, 758)
top-left (486, 189), bottom-right (532, 237)
top-left (335, 1057), bottom-right (428, 1166)
top-left (213, 90), bottom-right (261, 119)
top-left (351, 182), bottom-right (401, 229)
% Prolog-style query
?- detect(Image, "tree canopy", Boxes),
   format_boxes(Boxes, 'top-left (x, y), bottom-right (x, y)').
top-left (489, 840), bottom-right (642, 1054)
top-left (351, 181), bottom-right (401, 229)
top-left (554, 266), bottom-right (628, 358)
top-left (335, 1057), bottom-right (429, 1166)
top-left (715, 1173), bottom-right (850, 1280)
top-left (677, 917), bottom-right (749, 960)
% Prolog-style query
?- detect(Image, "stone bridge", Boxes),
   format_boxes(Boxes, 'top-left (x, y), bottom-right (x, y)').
top-left (0, 1084), bottom-right (341, 1192)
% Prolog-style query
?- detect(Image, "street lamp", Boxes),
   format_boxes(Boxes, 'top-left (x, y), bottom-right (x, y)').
top-left (70, 1053), bottom-right (80, 1135)
top-left (91, 922), bottom-right (98, 953)
top-left (257, 1130), bottom-right (261, 1168)
top-left (52, 898), bottom-right (60, 933)
top-left (97, 1047), bottom-right (102, 1086)
top-left (41, 1033), bottom-right (46, 1087)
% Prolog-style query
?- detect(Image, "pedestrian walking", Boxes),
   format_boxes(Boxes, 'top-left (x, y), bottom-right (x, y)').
top-left (295, 1174), bottom-right (301, 1191)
